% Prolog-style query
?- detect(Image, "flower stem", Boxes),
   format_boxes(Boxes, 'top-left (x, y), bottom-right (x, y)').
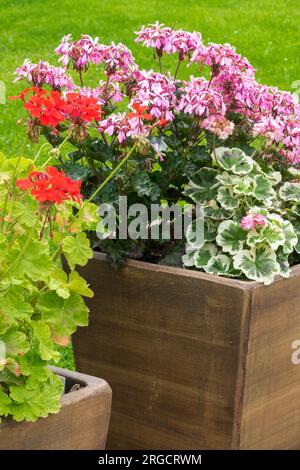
top-left (174, 60), bottom-right (181, 80)
top-left (51, 143), bottom-right (137, 262)
top-left (79, 143), bottom-right (136, 211)
top-left (1, 156), bottom-right (21, 233)
top-left (78, 70), bottom-right (84, 87)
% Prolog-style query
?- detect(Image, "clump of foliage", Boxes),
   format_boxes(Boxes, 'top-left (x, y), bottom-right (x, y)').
top-left (0, 154), bottom-right (98, 422)
top-left (11, 22), bottom-right (300, 281)
top-left (183, 147), bottom-right (300, 284)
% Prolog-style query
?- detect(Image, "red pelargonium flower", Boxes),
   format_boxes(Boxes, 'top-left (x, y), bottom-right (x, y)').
top-left (23, 89), bottom-right (67, 127)
top-left (65, 93), bottom-right (103, 123)
top-left (16, 166), bottom-right (82, 205)
top-left (127, 103), bottom-right (154, 121)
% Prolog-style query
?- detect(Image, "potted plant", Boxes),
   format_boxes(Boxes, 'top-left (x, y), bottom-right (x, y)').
top-left (0, 154), bottom-right (113, 449)
top-left (12, 23), bottom-right (300, 449)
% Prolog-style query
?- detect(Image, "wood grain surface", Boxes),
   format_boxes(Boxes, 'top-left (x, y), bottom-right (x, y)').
top-left (74, 253), bottom-right (300, 449)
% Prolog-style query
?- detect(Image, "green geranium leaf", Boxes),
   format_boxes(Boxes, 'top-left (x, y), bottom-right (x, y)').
top-left (49, 269), bottom-right (93, 299)
top-left (9, 377), bottom-right (62, 422)
top-left (8, 239), bottom-right (52, 283)
top-left (2, 328), bottom-right (29, 357)
top-left (279, 182), bottom-right (300, 202)
top-left (68, 271), bottom-right (93, 298)
top-left (19, 354), bottom-right (50, 382)
top-left (185, 167), bottom-right (220, 203)
top-left (32, 321), bottom-right (60, 362)
top-left (37, 291), bottom-right (89, 337)
top-left (0, 387), bottom-right (11, 417)
top-left (194, 243), bottom-right (218, 268)
top-left (215, 147), bottom-right (253, 175)
top-left (78, 202), bottom-right (99, 231)
top-left (62, 233), bottom-right (93, 270)
top-left (0, 289), bottom-right (33, 329)
top-left (291, 203), bottom-right (300, 217)
top-left (233, 247), bottom-right (280, 285)
top-left (49, 270), bottom-right (70, 299)
top-left (216, 220), bottom-right (247, 254)
top-left (292, 221), bottom-right (300, 254)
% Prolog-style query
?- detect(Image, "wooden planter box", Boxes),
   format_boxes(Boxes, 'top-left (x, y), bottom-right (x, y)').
top-left (73, 252), bottom-right (300, 450)
top-left (0, 367), bottom-right (111, 450)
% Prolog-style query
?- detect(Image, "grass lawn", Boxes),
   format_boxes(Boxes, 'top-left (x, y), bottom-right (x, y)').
top-left (0, 0), bottom-right (299, 157)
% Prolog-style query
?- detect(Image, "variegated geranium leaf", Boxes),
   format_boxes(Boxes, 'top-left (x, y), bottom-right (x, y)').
top-left (182, 244), bottom-right (198, 267)
top-left (246, 225), bottom-right (285, 251)
top-left (216, 220), bottom-right (247, 254)
top-left (194, 243), bottom-right (218, 268)
top-left (276, 249), bottom-right (291, 278)
top-left (204, 254), bottom-right (241, 277)
top-left (232, 176), bottom-right (253, 195)
top-left (185, 218), bottom-right (205, 249)
top-left (252, 175), bottom-right (275, 202)
top-left (217, 186), bottom-right (239, 210)
top-left (279, 182), bottom-right (300, 202)
top-left (185, 167), bottom-right (220, 203)
top-left (281, 220), bottom-right (298, 255)
top-left (233, 247), bottom-right (280, 285)
top-left (215, 147), bottom-right (253, 175)
top-left (203, 200), bottom-right (232, 220)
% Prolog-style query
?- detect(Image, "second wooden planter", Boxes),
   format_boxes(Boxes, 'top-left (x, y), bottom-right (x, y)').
top-left (74, 252), bottom-right (300, 450)
top-left (0, 367), bottom-right (111, 450)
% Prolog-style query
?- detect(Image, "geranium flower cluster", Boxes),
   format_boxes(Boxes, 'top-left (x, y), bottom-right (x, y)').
top-left (178, 77), bottom-right (226, 118)
top-left (240, 213), bottom-right (268, 230)
top-left (98, 106), bottom-right (152, 144)
top-left (14, 59), bottom-right (75, 90)
top-left (135, 22), bottom-right (202, 61)
top-left (11, 87), bottom-right (102, 142)
top-left (55, 34), bottom-right (135, 77)
top-left (12, 23), bottom-right (300, 164)
top-left (132, 70), bottom-right (177, 121)
top-left (16, 166), bottom-right (82, 205)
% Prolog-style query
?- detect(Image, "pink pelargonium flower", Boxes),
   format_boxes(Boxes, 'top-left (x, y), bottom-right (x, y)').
top-left (135, 22), bottom-right (173, 55)
top-left (77, 81), bottom-right (125, 105)
top-left (55, 34), bottom-right (104, 70)
top-left (178, 77), bottom-right (226, 118)
top-left (202, 115), bottom-right (234, 140)
top-left (98, 112), bottom-right (150, 144)
top-left (191, 43), bottom-right (255, 78)
top-left (132, 70), bottom-right (177, 121)
top-left (163, 29), bottom-right (203, 61)
top-left (240, 213), bottom-right (268, 230)
top-left (101, 42), bottom-right (135, 76)
top-left (252, 116), bottom-right (284, 143)
top-left (14, 60), bottom-right (75, 90)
